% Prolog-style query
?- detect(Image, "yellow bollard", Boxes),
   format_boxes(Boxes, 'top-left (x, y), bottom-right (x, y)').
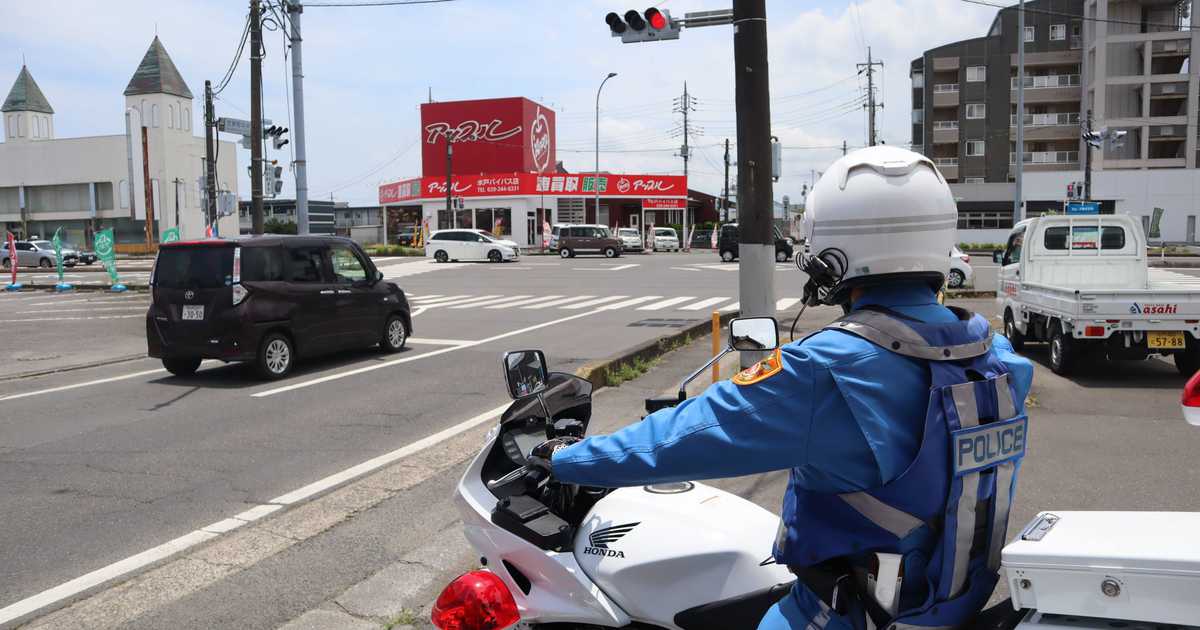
top-left (712, 311), bottom-right (721, 383)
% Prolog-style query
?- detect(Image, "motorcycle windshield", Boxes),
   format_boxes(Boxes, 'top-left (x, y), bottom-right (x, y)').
top-left (501, 372), bottom-right (593, 427)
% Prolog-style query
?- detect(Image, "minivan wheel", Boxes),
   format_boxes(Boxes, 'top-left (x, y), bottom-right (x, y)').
top-left (433, 250), bottom-right (449, 263)
top-left (39, 258), bottom-right (52, 268)
top-left (162, 357), bottom-right (201, 377)
top-left (381, 314), bottom-right (408, 353)
top-left (775, 250), bottom-right (788, 263)
top-left (488, 249), bottom-right (503, 263)
top-left (948, 269), bottom-right (966, 288)
top-left (603, 247), bottom-right (618, 258)
top-left (720, 249), bottom-right (735, 263)
top-left (256, 332), bottom-right (294, 380)
top-left (559, 248), bottom-right (573, 259)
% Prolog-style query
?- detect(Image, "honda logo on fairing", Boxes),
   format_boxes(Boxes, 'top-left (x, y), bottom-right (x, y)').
top-left (1130, 303), bottom-right (1178, 315)
top-left (584, 522), bottom-right (639, 558)
top-left (424, 119), bottom-right (522, 145)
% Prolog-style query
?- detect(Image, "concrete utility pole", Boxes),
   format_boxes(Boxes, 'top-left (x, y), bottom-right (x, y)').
top-left (1015, 0), bottom-right (1026, 221)
top-left (287, 0), bottom-right (310, 235)
top-left (1084, 108), bottom-right (1094, 200)
top-left (722, 138), bottom-right (731, 222)
top-left (734, 0), bottom-right (776, 365)
top-left (675, 81), bottom-right (696, 248)
top-left (858, 47), bottom-right (884, 146)
top-left (141, 127), bottom-right (156, 247)
top-left (249, 0), bottom-right (265, 234)
top-left (203, 80), bottom-right (218, 231)
top-left (125, 110), bottom-right (138, 222)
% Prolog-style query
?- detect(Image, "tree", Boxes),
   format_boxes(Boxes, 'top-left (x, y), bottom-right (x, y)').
top-left (264, 218), bottom-right (298, 235)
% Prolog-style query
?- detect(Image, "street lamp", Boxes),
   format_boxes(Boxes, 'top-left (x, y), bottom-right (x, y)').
top-left (596, 72), bottom-right (617, 231)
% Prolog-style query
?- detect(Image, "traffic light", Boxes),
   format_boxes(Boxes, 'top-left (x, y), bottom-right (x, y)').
top-left (605, 8), bottom-right (681, 43)
top-left (1108, 129), bottom-right (1127, 151)
top-left (1082, 129), bottom-right (1104, 149)
top-left (272, 165), bottom-right (284, 196)
top-left (265, 125), bottom-right (290, 150)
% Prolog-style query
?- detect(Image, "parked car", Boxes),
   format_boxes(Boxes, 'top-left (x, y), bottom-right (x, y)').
top-left (63, 243), bottom-right (97, 265)
top-left (146, 235), bottom-right (411, 380)
top-left (394, 227), bottom-right (419, 246)
top-left (549, 224), bottom-right (568, 251)
top-left (716, 223), bottom-right (794, 263)
top-left (425, 228), bottom-right (519, 263)
top-left (616, 227), bottom-right (644, 252)
top-left (947, 246), bottom-right (974, 288)
top-left (691, 228), bottom-right (715, 250)
top-left (556, 224), bottom-right (623, 259)
top-left (652, 227), bottom-right (680, 252)
top-left (1, 240), bottom-right (75, 269)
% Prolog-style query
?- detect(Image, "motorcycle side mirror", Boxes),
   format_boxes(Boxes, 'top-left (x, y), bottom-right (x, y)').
top-left (729, 317), bottom-right (779, 352)
top-left (503, 350), bottom-right (549, 400)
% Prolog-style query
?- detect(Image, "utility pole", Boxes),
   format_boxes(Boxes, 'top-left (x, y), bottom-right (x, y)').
top-left (858, 47), bottom-right (885, 146)
top-left (249, 0), bottom-right (265, 235)
top-left (173, 177), bottom-right (183, 230)
top-left (286, 0), bottom-right (310, 235)
top-left (842, 140), bottom-right (848, 156)
top-left (203, 80), bottom-right (218, 232)
top-left (1083, 108), bottom-right (1093, 200)
top-left (734, 0), bottom-right (776, 365)
top-left (1015, 0), bottom-right (1026, 222)
top-left (722, 138), bottom-right (731, 222)
top-left (445, 142), bottom-right (453, 226)
top-left (674, 81), bottom-right (697, 248)
top-left (141, 127), bottom-right (156, 248)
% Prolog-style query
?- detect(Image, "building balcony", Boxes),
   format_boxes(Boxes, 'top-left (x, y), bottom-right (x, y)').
top-left (934, 83), bottom-right (960, 93)
top-left (1151, 39), bottom-right (1191, 56)
top-left (1010, 74), bottom-right (1081, 89)
top-left (933, 158), bottom-right (958, 180)
top-left (1010, 113), bottom-right (1083, 141)
top-left (932, 56), bottom-right (959, 71)
top-left (1009, 150), bottom-right (1079, 165)
top-left (932, 85), bottom-right (959, 108)
top-left (932, 121), bottom-right (959, 144)
top-left (1010, 50), bottom-right (1083, 67)
top-left (1150, 125), bottom-right (1186, 140)
top-left (1009, 112), bottom-right (1081, 127)
top-left (1150, 81), bottom-right (1189, 98)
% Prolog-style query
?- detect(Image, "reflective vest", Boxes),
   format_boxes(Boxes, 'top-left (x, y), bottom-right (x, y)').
top-left (774, 307), bottom-right (1027, 629)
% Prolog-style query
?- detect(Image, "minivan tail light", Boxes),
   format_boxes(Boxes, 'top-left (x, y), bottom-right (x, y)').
top-left (431, 571), bottom-right (519, 630)
top-left (232, 283), bottom-right (248, 306)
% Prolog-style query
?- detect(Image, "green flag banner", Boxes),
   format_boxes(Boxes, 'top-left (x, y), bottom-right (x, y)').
top-left (95, 228), bottom-right (120, 285)
top-left (1150, 207), bottom-right (1165, 240)
top-left (51, 227), bottom-right (66, 284)
top-left (161, 227), bottom-right (181, 244)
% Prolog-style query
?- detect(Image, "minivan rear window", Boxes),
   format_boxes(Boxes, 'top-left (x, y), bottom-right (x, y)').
top-left (242, 246), bottom-right (286, 281)
top-left (154, 247), bottom-right (234, 289)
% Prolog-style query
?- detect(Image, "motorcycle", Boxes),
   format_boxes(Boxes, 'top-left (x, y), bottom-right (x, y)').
top-left (430, 317), bottom-right (1200, 630)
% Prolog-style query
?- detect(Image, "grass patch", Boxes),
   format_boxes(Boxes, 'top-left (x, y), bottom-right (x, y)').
top-left (385, 609), bottom-right (419, 628)
top-left (366, 245), bottom-right (425, 257)
top-left (603, 334), bottom-right (694, 387)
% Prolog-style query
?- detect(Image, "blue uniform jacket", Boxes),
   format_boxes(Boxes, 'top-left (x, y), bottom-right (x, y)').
top-left (553, 283), bottom-right (1034, 493)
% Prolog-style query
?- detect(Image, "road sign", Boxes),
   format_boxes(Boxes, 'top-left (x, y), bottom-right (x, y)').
top-left (219, 117), bottom-right (272, 138)
top-left (1065, 201), bottom-right (1100, 215)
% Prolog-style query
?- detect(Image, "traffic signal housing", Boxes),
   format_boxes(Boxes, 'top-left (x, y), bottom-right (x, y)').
top-left (605, 8), bottom-right (681, 43)
top-left (265, 124), bottom-right (290, 150)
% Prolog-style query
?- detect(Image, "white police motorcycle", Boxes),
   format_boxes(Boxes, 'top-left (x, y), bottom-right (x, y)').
top-left (430, 317), bottom-right (1200, 630)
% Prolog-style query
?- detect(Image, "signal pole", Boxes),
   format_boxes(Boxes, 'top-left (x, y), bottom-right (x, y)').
top-left (445, 142), bottom-right (453, 226)
top-left (734, 0), bottom-right (776, 364)
top-left (858, 47), bottom-right (884, 146)
top-left (722, 138), bottom-right (730, 222)
top-left (1083, 108), bottom-right (1093, 201)
top-left (674, 82), bottom-right (697, 248)
top-left (287, 0), bottom-right (310, 235)
top-left (203, 80), bottom-right (218, 230)
top-left (249, 0), bottom-right (265, 235)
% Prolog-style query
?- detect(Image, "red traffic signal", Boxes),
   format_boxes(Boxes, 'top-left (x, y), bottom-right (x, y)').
top-left (605, 12), bottom-right (627, 34)
top-left (624, 9), bottom-right (646, 30)
top-left (645, 8), bottom-right (667, 30)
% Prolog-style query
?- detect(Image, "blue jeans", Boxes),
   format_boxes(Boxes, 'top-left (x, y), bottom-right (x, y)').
top-left (758, 583), bottom-right (856, 630)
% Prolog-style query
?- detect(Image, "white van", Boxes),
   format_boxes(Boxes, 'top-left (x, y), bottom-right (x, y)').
top-left (426, 229), bottom-right (519, 263)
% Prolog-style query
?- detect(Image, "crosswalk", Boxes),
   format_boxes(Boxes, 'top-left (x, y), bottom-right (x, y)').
top-left (407, 292), bottom-right (805, 314)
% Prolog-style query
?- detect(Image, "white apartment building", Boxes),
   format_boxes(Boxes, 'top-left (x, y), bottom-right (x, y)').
top-left (0, 37), bottom-right (239, 246)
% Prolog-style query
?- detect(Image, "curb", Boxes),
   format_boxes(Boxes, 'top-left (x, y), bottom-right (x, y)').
top-left (0, 354), bottom-right (148, 383)
top-left (575, 311), bottom-right (741, 390)
top-left (1150, 260), bottom-right (1200, 268)
top-left (945, 290), bottom-right (997, 299)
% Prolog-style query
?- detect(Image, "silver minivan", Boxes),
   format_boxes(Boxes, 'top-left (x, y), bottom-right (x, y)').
top-left (426, 229), bottom-right (520, 263)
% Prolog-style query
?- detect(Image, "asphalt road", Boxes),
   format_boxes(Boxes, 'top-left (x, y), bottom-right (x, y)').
top-left (0, 250), bottom-right (807, 613)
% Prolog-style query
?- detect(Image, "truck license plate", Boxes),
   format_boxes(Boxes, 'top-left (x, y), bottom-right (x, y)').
top-left (1148, 331), bottom-right (1185, 349)
top-left (181, 305), bottom-right (204, 321)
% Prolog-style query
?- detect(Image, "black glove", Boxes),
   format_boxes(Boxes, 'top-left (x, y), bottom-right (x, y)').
top-left (528, 436), bottom-right (582, 475)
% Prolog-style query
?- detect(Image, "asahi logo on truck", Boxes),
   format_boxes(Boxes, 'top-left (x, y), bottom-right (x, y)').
top-left (1130, 303), bottom-right (1179, 315)
top-left (424, 119), bottom-right (522, 145)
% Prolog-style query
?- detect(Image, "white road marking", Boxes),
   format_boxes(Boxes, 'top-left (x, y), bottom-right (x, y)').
top-left (410, 294), bottom-right (471, 305)
top-left (21, 306), bottom-right (145, 314)
top-left (573, 263), bottom-right (639, 271)
top-left (0, 402), bottom-right (511, 626)
top-left (25, 296), bottom-right (148, 307)
top-left (254, 309), bottom-right (606, 397)
top-left (408, 337), bottom-right (472, 346)
top-left (601, 295), bottom-right (662, 310)
top-left (521, 295), bottom-right (595, 310)
top-left (679, 297), bottom-right (729, 311)
top-left (692, 264), bottom-right (737, 272)
top-left (670, 266), bottom-right (701, 272)
top-left (0, 361), bottom-right (217, 403)
top-left (637, 296), bottom-right (695, 311)
top-left (560, 295), bottom-right (629, 310)
top-left (776, 298), bottom-right (802, 311)
top-left (486, 295), bottom-right (562, 310)
top-left (422, 294), bottom-right (502, 309)
top-left (0, 314), bottom-right (143, 323)
top-left (449, 294), bottom-right (531, 309)
top-left (720, 301), bottom-right (740, 312)
top-left (407, 293), bottom-right (441, 301)
top-left (609, 263), bottom-right (638, 271)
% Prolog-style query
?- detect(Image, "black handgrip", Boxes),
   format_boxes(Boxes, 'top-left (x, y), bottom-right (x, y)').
top-left (487, 466), bottom-right (534, 494)
top-left (645, 395), bottom-right (682, 414)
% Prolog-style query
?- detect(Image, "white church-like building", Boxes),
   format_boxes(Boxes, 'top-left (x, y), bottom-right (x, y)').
top-left (0, 37), bottom-right (239, 246)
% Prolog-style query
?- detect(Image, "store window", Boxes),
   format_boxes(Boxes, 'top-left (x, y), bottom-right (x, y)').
top-left (1051, 24), bottom-right (1066, 40)
top-left (912, 72), bottom-right (924, 89)
top-left (455, 208), bottom-right (473, 229)
top-left (966, 66), bottom-right (986, 82)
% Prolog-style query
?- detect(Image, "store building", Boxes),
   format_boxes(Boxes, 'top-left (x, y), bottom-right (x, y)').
top-left (378, 97), bottom-right (712, 247)
top-left (0, 38), bottom-right (239, 245)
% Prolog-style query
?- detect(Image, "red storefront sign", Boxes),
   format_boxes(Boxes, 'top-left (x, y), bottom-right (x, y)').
top-left (380, 173), bottom-right (687, 204)
top-left (420, 97), bottom-right (556, 177)
top-left (642, 197), bottom-right (687, 210)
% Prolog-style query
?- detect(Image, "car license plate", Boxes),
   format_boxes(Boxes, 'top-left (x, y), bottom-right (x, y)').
top-left (181, 305), bottom-right (204, 321)
top-left (1148, 331), bottom-right (1185, 349)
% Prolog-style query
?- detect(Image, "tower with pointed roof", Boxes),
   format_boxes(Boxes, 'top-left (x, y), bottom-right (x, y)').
top-left (3, 66), bottom-right (54, 143)
top-left (124, 36), bottom-right (195, 138)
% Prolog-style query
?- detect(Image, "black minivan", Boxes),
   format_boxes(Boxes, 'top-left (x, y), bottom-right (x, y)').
top-left (716, 223), bottom-right (795, 263)
top-left (147, 235), bottom-right (411, 380)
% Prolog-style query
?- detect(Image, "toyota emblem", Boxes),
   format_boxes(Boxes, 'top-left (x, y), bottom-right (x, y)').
top-left (184, 290), bottom-right (195, 300)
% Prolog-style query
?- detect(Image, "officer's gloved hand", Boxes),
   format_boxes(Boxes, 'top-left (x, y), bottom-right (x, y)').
top-left (528, 436), bottom-right (582, 477)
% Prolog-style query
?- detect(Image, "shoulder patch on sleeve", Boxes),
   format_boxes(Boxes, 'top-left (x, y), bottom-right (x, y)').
top-left (732, 349), bottom-right (784, 386)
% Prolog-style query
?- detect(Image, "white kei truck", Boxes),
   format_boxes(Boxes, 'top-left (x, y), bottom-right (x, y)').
top-left (995, 213), bottom-right (1200, 375)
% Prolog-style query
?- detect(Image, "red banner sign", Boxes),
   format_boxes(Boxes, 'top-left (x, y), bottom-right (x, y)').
top-left (420, 97), bottom-right (556, 178)
top-left (6, 232), bottom-right (15, 287)
top-left (642, 197), bottom-right (686, 210)
top-left (380, 173), bottom-right (687, 204)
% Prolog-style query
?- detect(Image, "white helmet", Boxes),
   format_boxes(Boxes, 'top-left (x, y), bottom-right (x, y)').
top-left (800, 146), bottom-right (957, 305)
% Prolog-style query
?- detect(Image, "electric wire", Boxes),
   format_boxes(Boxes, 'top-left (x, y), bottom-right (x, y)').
top-left (304, 0), bottom-right (455, 6)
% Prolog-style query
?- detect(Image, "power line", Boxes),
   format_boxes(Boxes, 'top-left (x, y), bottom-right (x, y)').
top-left (305, 0), bottom-right (455, 6)
top-left (213, 14), bottom-right (251, 95)
top-left (959, 0), bottom-right (1197, 30)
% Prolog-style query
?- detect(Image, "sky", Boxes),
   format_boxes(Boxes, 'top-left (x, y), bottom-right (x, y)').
top-left (0, 0), bottom-right (998, 208)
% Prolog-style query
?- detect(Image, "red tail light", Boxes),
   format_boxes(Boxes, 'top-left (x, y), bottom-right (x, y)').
top-left (1084, 326), bottom-right (1105, 337)
top-left (431, 571), bottom-right (519, 630)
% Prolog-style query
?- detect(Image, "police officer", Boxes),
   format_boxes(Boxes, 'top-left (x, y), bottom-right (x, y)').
top-left (531, 146), bottom-right (1034, 630)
